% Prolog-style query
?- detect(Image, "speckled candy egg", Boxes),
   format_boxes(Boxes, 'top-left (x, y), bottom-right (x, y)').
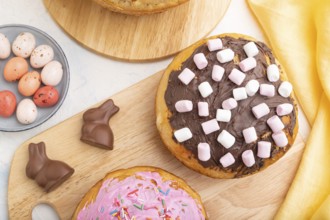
top-left (16, 98), bottom-right (38, 124)
top-left (18, 71), bottom-right (41, 96)
top-left (33, 86), bottom-right (59, 107)
top-left (30, 45), bottom-right (54, 68)
top-left (0, 33), bottom-right (11, 59)
top-left (0, 90), bottom-right (17, 118)
top-left (3, 57), bottom-right (29, 82)
top-left (41, 61), bottom-right (63, 86)
top-left (12, 32), bottom-right (36, 58)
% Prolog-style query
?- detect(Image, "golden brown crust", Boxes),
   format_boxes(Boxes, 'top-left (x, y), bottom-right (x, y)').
top-left (92, 0), bottom-right (189, 15)
top-left (72, 166), bottom-right (207, 219)
top-left (156, 33), bottom-right (299, 179)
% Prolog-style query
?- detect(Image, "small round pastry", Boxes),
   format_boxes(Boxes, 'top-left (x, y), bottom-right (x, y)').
top-left (92, 0), bottom-right (189, 15)
top-left (72, 166), bottom-right (206, 219)
top-left (156, 33), bottom-right (299, 179)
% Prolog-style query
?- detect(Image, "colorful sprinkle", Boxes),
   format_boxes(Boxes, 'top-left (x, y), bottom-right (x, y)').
top-left (133, 203), bottom-right (144, 210)
top-left (182, 203), bottom-right (188, 206)
top-left (162, 199), bottom-right (166, 207)
top-left (110, 209), bottom-right (118, 215)
top-left (100, 206), bottom-right (104, 213)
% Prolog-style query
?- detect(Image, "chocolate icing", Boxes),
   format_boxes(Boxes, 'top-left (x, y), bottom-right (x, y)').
top-left (26, 142), bottom-right (74, 192)
top-left (81, 99), bottom-right (119, 150)
top-left (164, 36), bottom-right (297, 177)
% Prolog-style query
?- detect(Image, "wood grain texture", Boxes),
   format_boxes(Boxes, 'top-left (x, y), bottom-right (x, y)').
top-left (42, 0), bottom-right (231, 61)
top-left (8, 71), bottom-right (305, 220)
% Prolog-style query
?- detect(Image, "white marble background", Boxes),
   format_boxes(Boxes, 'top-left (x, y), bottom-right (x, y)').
top-left (0, 0), bottom-right (310, 219)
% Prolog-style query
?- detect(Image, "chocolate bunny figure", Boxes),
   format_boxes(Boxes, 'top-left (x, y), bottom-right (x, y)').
top-left (26, 142), bottom-right (74, 192)
top-left (80, 99), bottom-right (119, 150)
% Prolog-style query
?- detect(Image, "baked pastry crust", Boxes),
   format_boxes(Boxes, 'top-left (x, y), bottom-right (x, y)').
top-left (72, 166), bottom-right (207, 219)
top-left (93, 0), bottom-right (189, 15)
top-left (156, 33), bottom-right (299, 179)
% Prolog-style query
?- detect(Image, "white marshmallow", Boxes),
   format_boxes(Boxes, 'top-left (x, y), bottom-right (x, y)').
top-left (198, 143), bottom-right (211, 161)
top-left (267, 115), bottom-right (285, 133)
top-left (178, 68), bottom-right (195, 85)
top-left (242, 150), bottom-right (256, 167)
top-left (243, 41), bottom-right (259, 57)
top-left (219, 152), bottom-right (235, 168)
top-left (174, 127), bottom-right (193, 143)
top-left (228, 68), bottom-right (246, 85)
top-left (217, 130), bottom-right (235, 149)
top-left (239, 57), bottom-right (257, 72)
top-left (233, 87), bottom-right (248, 101)
top-left (193, 53), bottom-right (208, 70)
top-left (217, 48), bottom-right (235, 63)
top-left (257, 141), bottom-right (272, 158)
top-left (252, 103), bottom-right (270, 119)
top-left (267, 64), bottom-right (280, 82)
top-left (222, 98), bottom-right (238, 110)
top-left (245, 79), bottom-right (260, 96)
top-left (198, 102), bottom-right (209, 117)
top-left (216, 109), bottom-right (231, 122)
top-left (260, 84), bottom-right (275, 97)
top-left (276, 103), bottom-right (294, 116)
top-left (175, 100), bottom-right (193, 113)
top-left (212, 65), bottom-right (224, 82)
top-left (278, 81), bottom-right (293, 98)
top-left (201, 119), bottom-right (220, 135)
top-left (272, 131), bottom-right (288, 147)
top-left (198, 82), bottom-right (213, 98)
top-left (242, 127), bottom-right (258, 144)
top-left (207, 38), bottom-right (223, 51)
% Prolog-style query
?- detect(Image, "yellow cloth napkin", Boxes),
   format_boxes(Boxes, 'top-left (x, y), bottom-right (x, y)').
top-left (247, 0), bottom-right (330, 219)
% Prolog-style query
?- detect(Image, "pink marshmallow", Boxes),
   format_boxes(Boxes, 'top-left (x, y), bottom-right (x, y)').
top-left (257, 141), bottom-right (271, 158)
top-left (272, 131), bottom-right (288, 147)
top-left (242, 127), bottom-right (258, 144)
top-left (267, 115), bottom-right (285, 133)
top-left (228, 68), bottom-right (246, 85)
top-left (252, 103), bottom-right (270, 119)
top-left (198, 143), bottom-right (211, 161)
top-left (178, 68), bottom-right (195, 85)
top-left (198, 102), bottom-right (209, 117)
top-left (175, 100), bottom-right (193, 113)
top-left (193, 53), bottom-right (208, 70)
top-left (276, 103), bottom-right (294, 116)
top-left (260, 84), bottom-right (275, 97)
top-left (207, 38), bottom-right (223, 51)
top-left (201, 119), bottom-right (220, 135)
top-left (222, 98), bottom-right (237, 110)
top-left (219, 152), bottom-right (235, 168)
top-left (212, 65), bottom-right (224, 82)
top-left (239, 57), bottom-right (257, 72)
top-left (242, 150), bottom-right (255, 167)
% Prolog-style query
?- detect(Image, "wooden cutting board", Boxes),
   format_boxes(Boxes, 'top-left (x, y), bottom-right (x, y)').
top-left (8, 71), bottom-right (305, 220)
top-left (43, 0), bottom-right (231, 61)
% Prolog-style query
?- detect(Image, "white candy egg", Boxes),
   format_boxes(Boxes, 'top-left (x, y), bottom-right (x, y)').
top-left (30, 45), bottom-right (54, 68)
top-left (0, 33), bottom-right (11, 59)
top-left (16, 99), bottom-right (38, 124)
top-left (41, 61), bottom-right (63, 86)
top-left (12, 32), bottom-right (36, 58)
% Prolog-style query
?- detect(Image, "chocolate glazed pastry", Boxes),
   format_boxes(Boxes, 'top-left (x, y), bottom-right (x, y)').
top-left (26, 142), bottom-right (74, 192)
top-left (156, 33), bottom-right (299, 178)
top-left (81, 99), bottom-right (119, 150)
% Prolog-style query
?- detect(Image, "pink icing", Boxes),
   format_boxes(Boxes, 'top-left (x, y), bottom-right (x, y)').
top-left (77, 171), bottom-right (205, 220)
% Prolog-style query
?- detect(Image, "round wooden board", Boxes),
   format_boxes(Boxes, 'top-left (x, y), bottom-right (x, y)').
top-left (43, 0), bottom-right (231, 61)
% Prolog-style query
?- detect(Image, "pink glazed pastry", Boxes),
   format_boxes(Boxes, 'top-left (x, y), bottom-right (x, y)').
top-left (72, 166), bottom-right (206, 220)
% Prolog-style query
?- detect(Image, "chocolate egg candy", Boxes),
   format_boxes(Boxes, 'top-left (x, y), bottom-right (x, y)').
top-left (33, 86), bottom-right (59, 107)
top-left (16, 99), bottom-right (38, 124)
top-left (4, 57), bottom-right (29, 82)
top-left (18, 71), bottom-right (41, 96)
top-left (0, 33), bottom-right (10, 59)
top-left (0, 90), bottom-right (17, 117)
top-left (41, 61), bottom-right (63, 86)
top-left (30, 45), bottom-right (54, 68)
top-left (12, 32), bottom-right (36, 58)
